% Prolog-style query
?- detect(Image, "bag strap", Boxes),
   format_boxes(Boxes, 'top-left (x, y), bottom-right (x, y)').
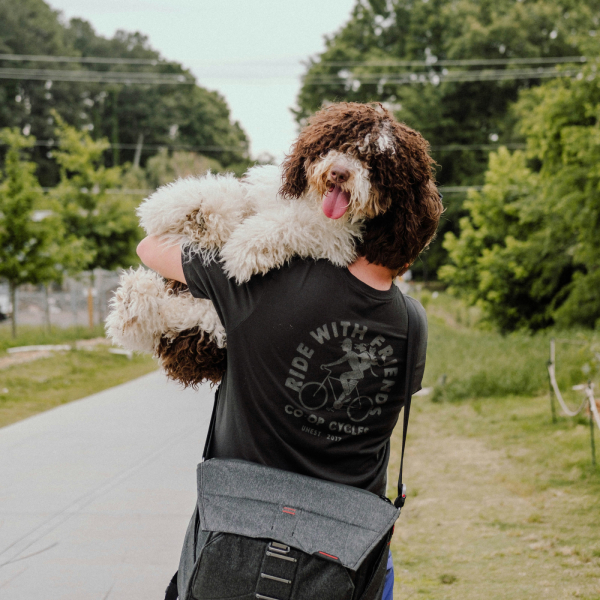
top-left (202, 384), bottom-right (222, 460)
top-left (393, 295), bottom-right (421, 509)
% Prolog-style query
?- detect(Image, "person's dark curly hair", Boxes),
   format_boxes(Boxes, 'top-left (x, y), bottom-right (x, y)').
top-left (280, 102), bottom-right (443, 274)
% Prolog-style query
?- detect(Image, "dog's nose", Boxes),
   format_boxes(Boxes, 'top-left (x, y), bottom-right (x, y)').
top-left (329, 165), bottom-right (350, 184)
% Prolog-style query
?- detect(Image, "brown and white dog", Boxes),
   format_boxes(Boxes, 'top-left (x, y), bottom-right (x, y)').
top-left (106, 103), bottom-right (442, 387)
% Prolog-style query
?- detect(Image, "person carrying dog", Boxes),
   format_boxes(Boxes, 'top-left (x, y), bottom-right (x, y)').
top-left (138, 103), bottom-right (443, 600)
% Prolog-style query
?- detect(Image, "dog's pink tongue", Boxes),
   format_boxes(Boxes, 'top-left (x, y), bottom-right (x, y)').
top-left (322, 186), bottom-right (350, 219)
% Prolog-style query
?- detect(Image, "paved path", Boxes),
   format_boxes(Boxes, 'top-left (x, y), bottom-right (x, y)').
top-left (0, 371), bottom-right (214, 599)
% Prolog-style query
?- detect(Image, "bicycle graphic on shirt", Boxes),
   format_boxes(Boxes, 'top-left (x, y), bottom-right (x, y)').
top-left (299, 338), bottom-right (382, 423)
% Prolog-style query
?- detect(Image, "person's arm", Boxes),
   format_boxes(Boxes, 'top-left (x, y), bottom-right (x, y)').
top-left (137, 236), bottom-right (186, 283)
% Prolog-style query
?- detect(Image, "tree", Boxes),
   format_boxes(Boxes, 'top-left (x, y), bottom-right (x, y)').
top-left (514, 64), bottom-right (600, 328)
top-left (0, 128), bottom-right (87, 336)
top-left (52, 114), bottom-right (140, 273)
top-left (439, 148), bottom-right (573, 331)
top-left (0, 0), bottom-right (251, 186)
top-left (295, 0), bottom-right (600, 278)
top-left (440, 63), bottom-right (600, 331)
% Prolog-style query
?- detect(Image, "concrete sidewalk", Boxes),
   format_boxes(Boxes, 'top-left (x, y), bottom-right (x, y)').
top-left (0, 370), bottom-right (214, 599)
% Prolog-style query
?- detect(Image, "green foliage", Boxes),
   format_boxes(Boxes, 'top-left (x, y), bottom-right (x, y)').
top-left (0, 127), bottom-right (88, 334)
top-left (441, 64), bottom-right (600, 330)
top-left (0, 0), bottom-right (250, 185)
top-left (515, 68), bottom-right (600, 328)
top-left (144, 147), bottom-right (223, 189)
top-left (53, 115), bottom-right (141, 272)
top-left (295, 0), bottom-right (600, 278)
top-left (420, 293), bottom-right (597, 402)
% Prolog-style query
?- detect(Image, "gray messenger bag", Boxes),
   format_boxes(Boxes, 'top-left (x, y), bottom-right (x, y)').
top-left (167, 296), bottom-right (422, 600)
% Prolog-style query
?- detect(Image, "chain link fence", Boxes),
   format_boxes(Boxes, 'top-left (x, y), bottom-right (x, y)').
top-left (0, 270), bottom-right (121, 329)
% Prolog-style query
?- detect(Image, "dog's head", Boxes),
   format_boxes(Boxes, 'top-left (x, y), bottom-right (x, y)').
top-left (280, 102), bottom-right (443, 273)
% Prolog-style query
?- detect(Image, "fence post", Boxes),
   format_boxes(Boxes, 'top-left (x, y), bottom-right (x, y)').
top-left (548, 338), bottom-right (557, 424)
top-left (589, 383), bottom-right (597, 469)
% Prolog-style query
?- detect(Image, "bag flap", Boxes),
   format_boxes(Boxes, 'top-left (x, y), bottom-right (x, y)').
top-left (197, 459), bottom-right (400, 571)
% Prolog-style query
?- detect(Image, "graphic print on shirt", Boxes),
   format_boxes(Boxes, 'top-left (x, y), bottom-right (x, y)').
top-left (283, 320), bottom-right (401, 440)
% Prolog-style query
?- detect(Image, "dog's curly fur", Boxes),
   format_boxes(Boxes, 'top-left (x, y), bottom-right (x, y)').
top-left (154, 281), bottom-right (226, 386)
top-left (281, 102), bottom-right (442, 273)
top-left (107, 102), bottom-right (443, 388)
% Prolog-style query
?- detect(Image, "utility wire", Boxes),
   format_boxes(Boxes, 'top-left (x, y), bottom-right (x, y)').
top-left (303, 67), bottom-right (583, 85)
top-left (1, 53), bottom-right (592, 68)
top-left (1, 139), bottom-right (514, 155)
top-left (432, 143), bottom-right (526, 151)
top-left (0, 68), bottom-right (193, 85)
top-left (317, 56), bottom-right (591, 68)
top-left (0, 54), bottom-right (173, 66)
top-left (25, 140), bottom-right (244, 153)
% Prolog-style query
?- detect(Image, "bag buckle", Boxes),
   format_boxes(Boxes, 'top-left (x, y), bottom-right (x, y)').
top-left (268, 542), bottom-right (290, 554)
top-left (266, 541), bottom-right (297, 563)
top-left (394, 484), bottom-right (407, 508)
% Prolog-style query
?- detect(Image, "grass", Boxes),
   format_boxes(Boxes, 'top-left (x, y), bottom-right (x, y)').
top-left (386, 292), bottom-right (600, 599)
top-left (0, 324), bottom-right (157, 428)
top-left (0, 322), bottom-right (108, 353)
top-left (416, 291), bottom-right (599, 403)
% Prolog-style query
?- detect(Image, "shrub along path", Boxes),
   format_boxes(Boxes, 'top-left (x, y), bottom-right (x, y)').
top-left (389, 394), bottom-right (600, 600)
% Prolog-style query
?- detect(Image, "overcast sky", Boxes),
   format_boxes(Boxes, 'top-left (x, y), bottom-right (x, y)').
top-left (46, 0), bottom-right (357, 162)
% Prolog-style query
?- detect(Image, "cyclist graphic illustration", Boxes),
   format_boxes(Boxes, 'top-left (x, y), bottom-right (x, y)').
top-left (298, 337), bottom-right (384, 422)
top-left (321, 338), bottom-right (380, 408)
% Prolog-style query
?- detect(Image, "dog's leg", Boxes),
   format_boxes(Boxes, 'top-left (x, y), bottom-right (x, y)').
top-left (106, 267), bottom-right (168, 353)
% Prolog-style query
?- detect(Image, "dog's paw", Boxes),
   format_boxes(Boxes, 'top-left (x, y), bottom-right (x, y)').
top-left (105, 267), bottom-right (167, 353)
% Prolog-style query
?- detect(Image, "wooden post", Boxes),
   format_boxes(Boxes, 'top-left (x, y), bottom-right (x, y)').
top-left (70, 278), bottom-right (78, 326)
top-left (9, 281), bottom-right (17, 339)
top-left (88, 271), bottom-right (96, 329)
top-left (44, 283), bottom-right (51, 333)
top-left (548, 338), bottom-right (557, 424)
top-left (590, 383), bottom-right (597, 469)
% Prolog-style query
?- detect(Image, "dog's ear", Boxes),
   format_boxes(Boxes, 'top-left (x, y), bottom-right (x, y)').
top-left (279, 147), bottom-right (307, 199)
top-left (359, 179), bottom-right (443, 271)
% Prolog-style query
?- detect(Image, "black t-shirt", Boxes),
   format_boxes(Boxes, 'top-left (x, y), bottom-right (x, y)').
top-left (182, 254), bottom-right (427, 495)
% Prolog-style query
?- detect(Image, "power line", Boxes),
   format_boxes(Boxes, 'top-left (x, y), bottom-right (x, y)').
top-left (317, 56), bottom-right (591, 68)
top-left (303, 67), bottom-right (583, 85)
top-left (0, 139), bottom-right (246, 153)
top-left (1, 53), bottom-right (593, 69)
top-left (0, 53), bottom-right (174, 66)
top-left (6, 139), bottom-right (516, 154)
top-left (431, 143), bottom-right (526, 151)
top-left (0, 68), bottom-right (193, 85)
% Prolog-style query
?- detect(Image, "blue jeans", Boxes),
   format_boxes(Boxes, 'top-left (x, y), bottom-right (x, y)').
top-left (382, 550), bottom-right (394, 600)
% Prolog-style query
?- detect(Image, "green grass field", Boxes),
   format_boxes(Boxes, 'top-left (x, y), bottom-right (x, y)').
top-left (0, 324), bottom-right (157, 428)
top-left (388, 292), bottom-right (600, 599)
